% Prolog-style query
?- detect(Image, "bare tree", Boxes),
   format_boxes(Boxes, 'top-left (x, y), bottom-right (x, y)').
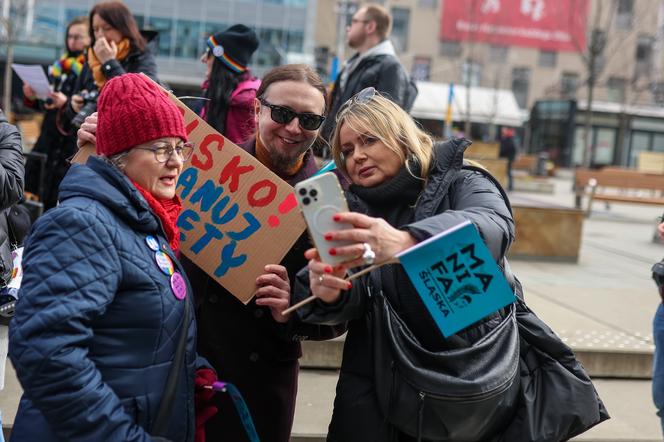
top-left (573, 0), bottom-right (616, 168)
top-left (565, 0), bottom-right (655, 167)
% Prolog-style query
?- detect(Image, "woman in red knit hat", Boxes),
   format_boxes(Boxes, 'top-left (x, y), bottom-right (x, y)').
top-left (9, 73), bottom-right (212, 442)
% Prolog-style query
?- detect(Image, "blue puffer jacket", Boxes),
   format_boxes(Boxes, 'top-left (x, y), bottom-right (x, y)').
top-left (9, 156), bottom-right (198, 442)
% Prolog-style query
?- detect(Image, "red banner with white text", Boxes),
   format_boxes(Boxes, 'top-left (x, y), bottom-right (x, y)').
top-left (440, 0), bottom-right (589, 52)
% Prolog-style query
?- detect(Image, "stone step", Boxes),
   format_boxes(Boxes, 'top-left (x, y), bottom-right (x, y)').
top-left (291, 369), bottom-right (661, 442)
top-left (300, 334), bottom-right (654, 379)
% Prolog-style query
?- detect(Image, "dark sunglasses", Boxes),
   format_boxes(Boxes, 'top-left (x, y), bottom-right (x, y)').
top-left (259, 98), bottom-right (326, 131)
top-left (336, 87), bottom-right (377, 122)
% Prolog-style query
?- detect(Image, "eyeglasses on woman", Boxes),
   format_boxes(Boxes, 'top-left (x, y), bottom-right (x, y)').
top-left (135, 142), bottom-right (195, 163)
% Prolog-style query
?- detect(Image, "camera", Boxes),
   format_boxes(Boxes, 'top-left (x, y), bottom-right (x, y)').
top-left (71, 89), bottom-right (99, 129)
top-left (0, 295), bottom-right (15, 325)
top-left (298, 187), bottom-right (319, 206)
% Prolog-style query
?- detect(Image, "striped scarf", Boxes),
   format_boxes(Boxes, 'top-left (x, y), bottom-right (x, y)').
top-left (50, 51), bottom-right (85, 79)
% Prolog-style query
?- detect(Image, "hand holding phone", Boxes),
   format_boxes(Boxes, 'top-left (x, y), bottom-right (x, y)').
top-left (294, 172), bottom-right (354, 265)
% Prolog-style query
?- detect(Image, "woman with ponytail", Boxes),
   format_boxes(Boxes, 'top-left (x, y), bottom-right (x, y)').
top-left (200, 24), bottom-right (260, 144)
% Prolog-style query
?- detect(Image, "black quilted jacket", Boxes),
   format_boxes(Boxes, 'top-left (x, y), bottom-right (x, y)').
top-left (0, 111), bottom-right (24, 285)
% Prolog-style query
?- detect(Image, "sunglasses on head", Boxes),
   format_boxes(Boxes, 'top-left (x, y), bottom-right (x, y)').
top-left (336, 87), bottom-right (377, 122)
top-left (259, 98), bottom-right (326, 131)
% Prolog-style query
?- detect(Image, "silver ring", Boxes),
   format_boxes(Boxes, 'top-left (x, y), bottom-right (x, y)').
top-left (318, 274), bottom-right (325, 284)
top-left (362, 243), bottom-right (376, 265)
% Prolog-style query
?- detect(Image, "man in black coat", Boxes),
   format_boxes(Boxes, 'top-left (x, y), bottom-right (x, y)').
top-left (320, 3), bottom-right (417, 144)
top-left (499, 127), bottom-right (517, 191)
top-left (0, 108), bottom-right (26, 438)
top-left (0, 111), bottom-right (25, 285)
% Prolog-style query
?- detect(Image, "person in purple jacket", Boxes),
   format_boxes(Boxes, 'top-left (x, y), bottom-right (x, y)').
top-left (199, 24), bottom-right (260, 145)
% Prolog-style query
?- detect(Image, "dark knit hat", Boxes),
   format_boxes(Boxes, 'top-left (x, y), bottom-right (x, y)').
top-left (206, 24), bottom-right (259, 73)
top-left (96, 73), bottom-right (187, 157)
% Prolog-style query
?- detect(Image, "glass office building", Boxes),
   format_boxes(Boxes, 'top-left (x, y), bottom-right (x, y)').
top-left (5, 0), bottom-right (317, 90)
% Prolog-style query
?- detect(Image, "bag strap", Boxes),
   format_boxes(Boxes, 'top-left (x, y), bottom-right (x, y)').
top-left (151, 296), bottom-right (191, 436)
top-left (462, 163), bottom-right (520, 297)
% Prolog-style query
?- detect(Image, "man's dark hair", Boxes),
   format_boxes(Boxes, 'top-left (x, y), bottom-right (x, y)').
top-left (257, 64), bottom-right (328, 112)
top-left (363, 4), bottom-right (392, 40)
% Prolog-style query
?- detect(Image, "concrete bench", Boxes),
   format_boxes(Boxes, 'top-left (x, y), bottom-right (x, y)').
top-left (508, 195), bottom-right (584, 262)
top-left (466, 141), bottom-right (499, 159)
top-left (574, 167), bottom-right (664, 215)
top-left (513, 154), bottom-right (537, 174)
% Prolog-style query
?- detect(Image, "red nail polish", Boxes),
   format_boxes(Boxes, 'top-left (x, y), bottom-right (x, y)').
top-left (335, 265), bottom-right (345, 272)
top-left (329, 248), bottom-right (337, 256)
top-left (324, 233), bottom-right (333, 241)
top-left (333, 214), bottom-right (341, 221)
top-left (347, 281), bottom-right (353, 289)
top-left (324, 266), bottom-right (333, 273)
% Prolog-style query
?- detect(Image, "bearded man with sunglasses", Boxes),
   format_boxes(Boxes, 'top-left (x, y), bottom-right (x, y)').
top-left (183, 64), bottom-right (346, 442)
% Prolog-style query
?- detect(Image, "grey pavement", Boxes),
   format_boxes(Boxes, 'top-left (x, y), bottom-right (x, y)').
top-left (292, 371), bottom-right (661, 442)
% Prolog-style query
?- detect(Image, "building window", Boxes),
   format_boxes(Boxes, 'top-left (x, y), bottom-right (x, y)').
top-left (147, 17), bottom-right (173, 57)
top-left (391, 7), bottom-right (410, 52)
top-left (418, 0), bottom-right (437, 8)
top-left (512, 67), bottom-right (530, 108)
top-left (439, 40), bottom-right (461, 57)
top-left (461, 60), bottom-right (482, 87)
top-left (560, 72), bottom-right (579, 98)
top-left (651, 82), bottom-right (664, 105)
top-left (607, 77), bottom-right (626, 103)
top-left (616, 0), bottom-right (634, 30)
top-left (590, 29), bottom-right (607, 76)
top-left (411, 56), bottom-right (431, 81)
top-left (635, 34), bottom-right (654, 79)
top-left (488, 45), bottom-right (508, 63)
top-left (538, 50), bottom-right (557, 68)
top-left (173, 20), bottom-right (202, 59)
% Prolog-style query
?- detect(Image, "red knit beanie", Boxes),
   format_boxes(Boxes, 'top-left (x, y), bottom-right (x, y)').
top-left (96, 73), bottom-right (187, 156)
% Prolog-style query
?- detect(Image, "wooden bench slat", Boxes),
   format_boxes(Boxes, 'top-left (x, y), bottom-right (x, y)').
top-left (592, 194), bottom-right (664, 205)
top-left (574, 167), bottom-right (664, 214)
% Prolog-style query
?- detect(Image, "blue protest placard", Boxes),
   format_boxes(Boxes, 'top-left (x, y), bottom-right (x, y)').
top-left (396, 221), bottom-right (515, 337)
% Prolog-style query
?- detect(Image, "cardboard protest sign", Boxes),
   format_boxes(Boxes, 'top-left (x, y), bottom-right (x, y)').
top-left (167, 92), bottom-right (306, 303)
top-left (396, 221), bottom-right (515, 337)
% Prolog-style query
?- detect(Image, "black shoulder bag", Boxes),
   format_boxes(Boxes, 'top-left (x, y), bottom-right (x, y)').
top-left (368, 269), bottom-right (520, 442)
top-left (468, 165), bottom-right (610, 440)
top-left (497, 275), bottom-right (610, 441)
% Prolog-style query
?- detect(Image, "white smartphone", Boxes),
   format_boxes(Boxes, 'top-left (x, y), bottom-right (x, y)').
top-left (294, 172), bottom-right (355, 265)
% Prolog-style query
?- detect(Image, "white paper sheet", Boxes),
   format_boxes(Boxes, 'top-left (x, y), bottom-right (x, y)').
top-left (12, 64), bottom-right (51, 100)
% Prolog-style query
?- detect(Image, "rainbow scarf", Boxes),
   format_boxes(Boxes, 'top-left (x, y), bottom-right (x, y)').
top-left (50, 51), bottom-right (85, 79)
top-left (207, 35), bottom-right (246, 73)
